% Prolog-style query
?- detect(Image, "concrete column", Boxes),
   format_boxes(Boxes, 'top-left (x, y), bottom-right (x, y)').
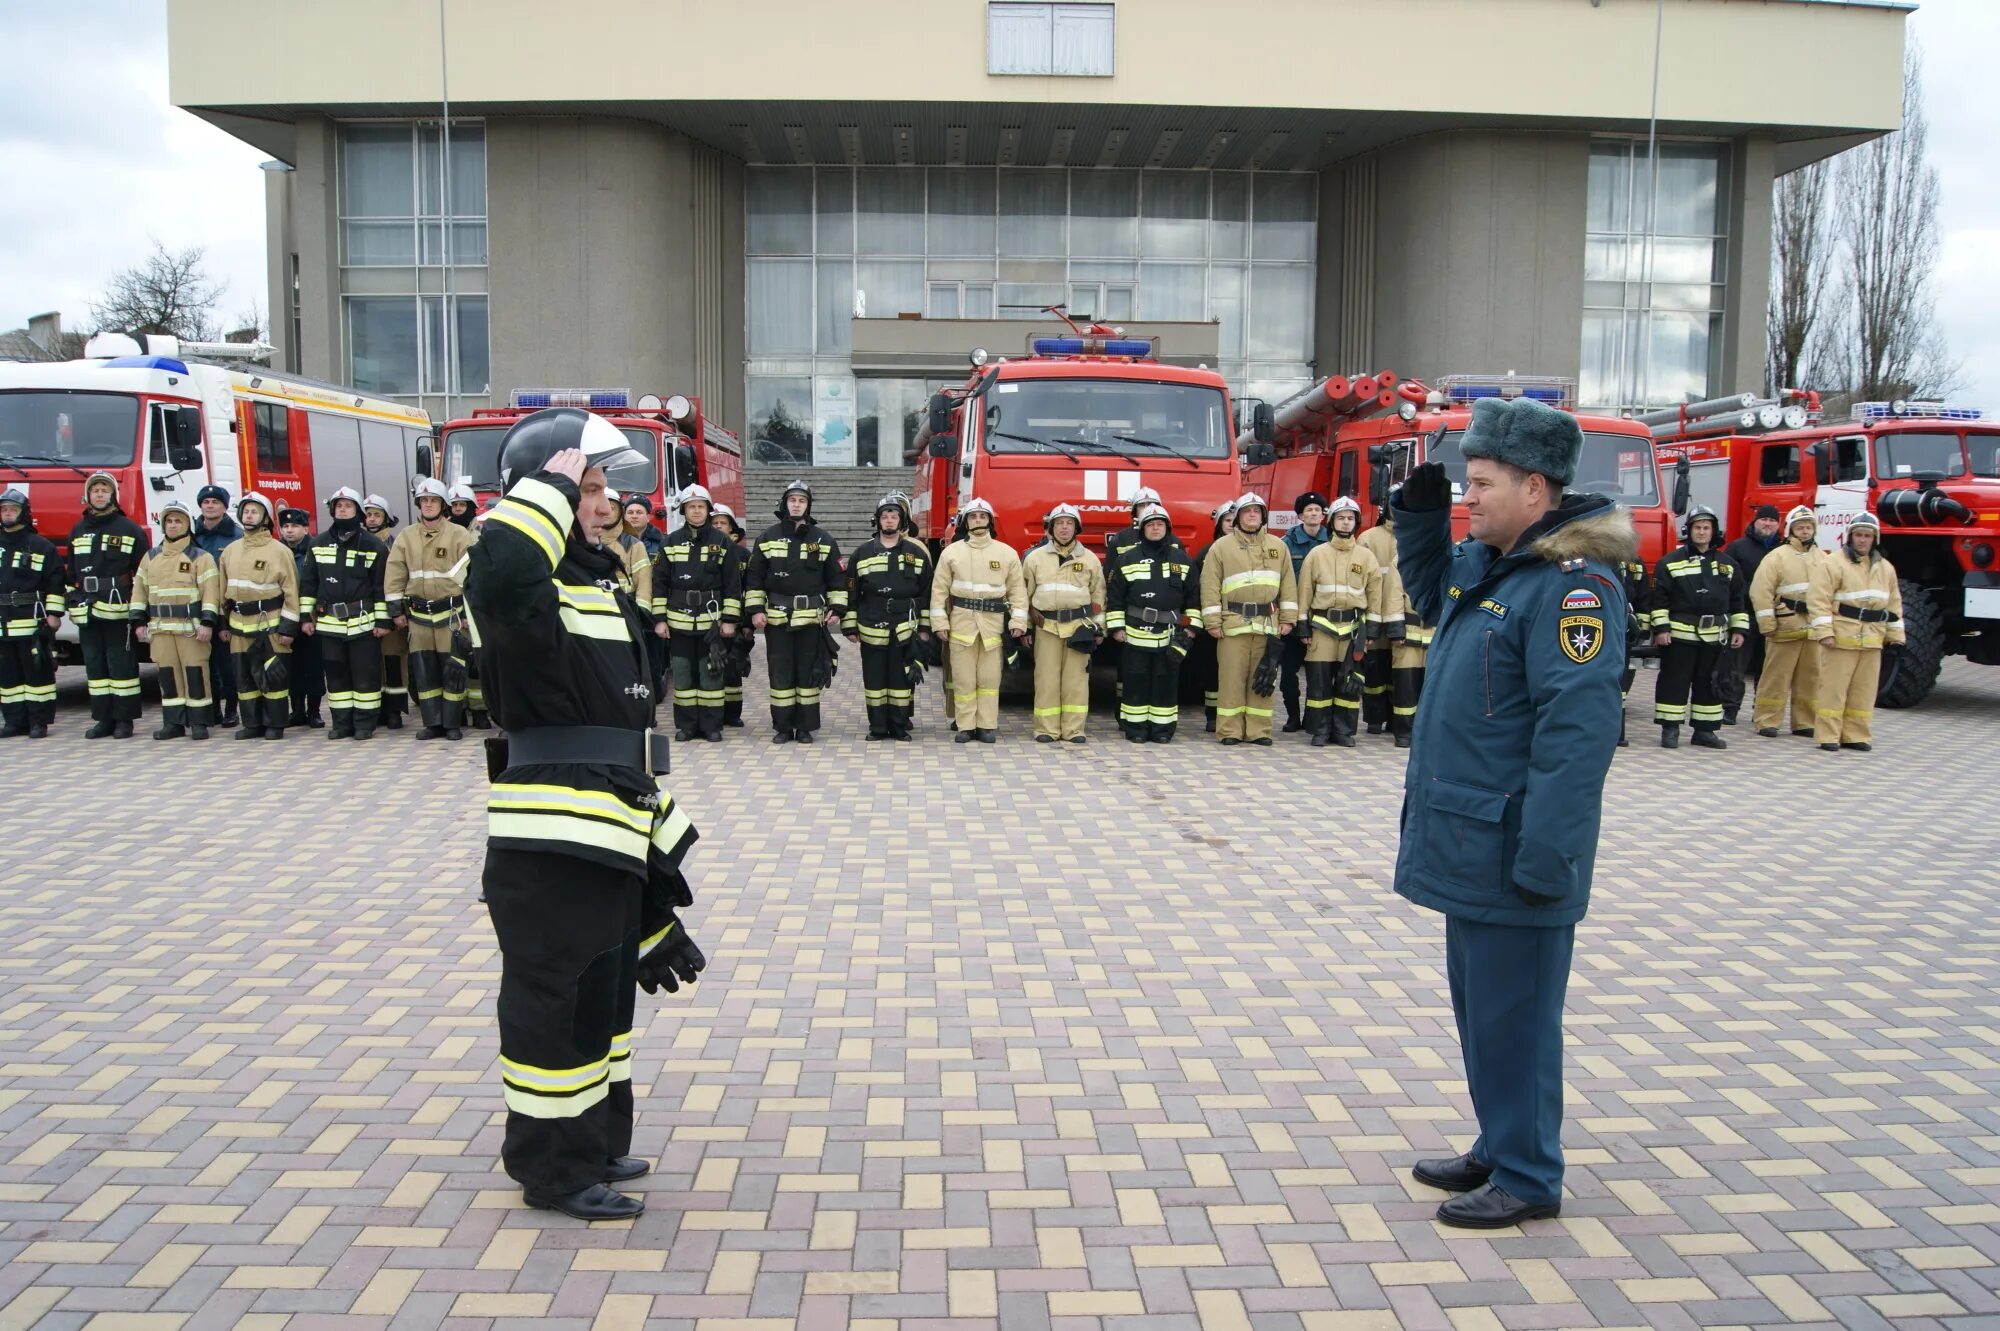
top-left (290, 115), bottom-right (343, 382)
top-left (1721, 134), bottom-right (1776, 396)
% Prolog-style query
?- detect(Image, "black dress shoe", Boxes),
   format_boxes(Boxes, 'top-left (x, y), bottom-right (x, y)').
top-left (1282, 718), bottom-right (1303, 733)
top-left (1068, 735), bottom-right (1086, 744)
top-left (724, 717), bottom-right (745, 728)
top-left (1036, 733), bottom-right (1055, 743)
top-left (955, 730), bottom-right (975, 743)
top-left (1436, 1182), bottom-right (1559, 1229)
top-left (1412, 1153), bottom-right (1493, 1193)
top-left (1150, 732), bottom-right (1173, 744)
top-left (306, 712), bottom-right (326, 729)
top-left (1221, 737), bottom-right (1241, 746)
top-left (1820, 742), bottom-right (1840, 752)
top-left (892, 731), bottom-right (912, 741)
top-left (703, 731), bottom-right (723, 742)
top-left (1252, 736), bottom-right (1273, 746)
top-left (1841, 741), bottom-right (1872, 751)
top-left (795, 730), bottom-right (814, 744)
top-left (867, 732), bottom-right (889, 741)
top-left (976, 729), bottom-right (997, 744)
top-left (1791, 727), bottom-right (1814, 737)
top-left (603, 1157), bottom-right (651, 1183)
top-left (1757, 727), bottom-right (1779, 737)
top-left (522, 1182), bottom-right (644, 1221)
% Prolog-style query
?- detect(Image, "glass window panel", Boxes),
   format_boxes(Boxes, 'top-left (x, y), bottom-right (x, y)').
top-left (342, 125), bottom-right (412, 219)
top-left (1248, 265), bottom-right (1312, 361)
top-left (1068, 284), bottom-right (1099, 318)
top-left (857, 168), bottom-right (925, 255)
top-left (927, 283), bottom-right (961, 319)
top-left (747, 168), bottom-right (813, 254)
top-left (999, 169), bottom-right (1066, 256)
top-left (346, 221), bottom-right (416, 267)
top-left (815, 166), bottom-right (854, 254)
top-left (421, 221), bottom-right (488, 265)
top-left (926, 169), bottom-right (996, 257)
top-left (1650, 282), bottom-right (1711, 310)
top-left (1051, 4), bottom-right (1115, 75)
top-left (1584, 236), bottom-right (1631, 282)
top-left (1139, 262), bottom-right (1205, 321)
top-left (1141, 172), bottom-right (1207, 259)
top-left (423, 296), bottom-right (446, 394)
top-left (856, 258), bottom-right (924, 318)
top-left (1069, 170), bottom-right (1137, 257)
top-left (748, 257), bottom-right (814, 355)
top-left (988, 2), bottom-right (1053, 74)
top-left (1639, 309), bottom-right (1711, 408)
top-left (456, 296), bottom-right (489, 394)
top-left (348, 296), bottom-right (420, 396)
top-left (858, 378), bottom-right (925, 467)
top-left (817, 259), bottom-right (854, 355)
top-left (1649, 143), bottom-right (1721, 236)
top-left (1583, 281), bottom-right (1624, 306)
top-left (997, 282), bottom-right (1063, 317)
top-left (1579, 308), bottom-right (1624, 409)
top-left (1208, 263), bottom-right (1245, 359)
top-left (1639, 236), bottom-right (1715, 284)
top-left (1069, 261), bottom-right (1134, 281)
top-left (1104, 285), bottom-right (1133, 321)
top-left (1586, 144), bottom-right (1629, 234)
top-left (1212, 172), bottom-right (1248, 258)
top-left (1252, 175), bottom-right (1314, 261)
top-left (964, 284), bottom-right (995, 319)
top-left (928, 258), bottom-right (996, 280)
top-left (747, 375), bottom-right (814, 466)
top-left (419, 125), bottom-right (487, 218)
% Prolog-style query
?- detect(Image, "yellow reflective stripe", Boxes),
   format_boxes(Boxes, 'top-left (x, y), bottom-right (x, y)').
top-left (556, 584), bottom-right (620, 612)
top-left (500, 1054), bottom-right (609, 1091)
top-left (558, 606), bottom-right (633, 641)
top-left (504, 1079), bottom-right (610, 1119)
top-left (490, 784), bottom-right (652, 832)
top-left (489, 810), bottom-right (649, 862)
top-left (1220, 570), bottom-right (1278, 594)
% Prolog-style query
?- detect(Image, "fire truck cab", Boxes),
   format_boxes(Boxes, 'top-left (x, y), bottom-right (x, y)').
top-left (1655, 399), bottom-right (2000, 706)
top-left (437, 389), bottom-right (744, 530)
top-left (912, 327), bottom-right (1271, 554)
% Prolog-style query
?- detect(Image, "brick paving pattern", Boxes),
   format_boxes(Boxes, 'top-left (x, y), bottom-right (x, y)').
top-left (1, 658), bottom-right (1996, 1330)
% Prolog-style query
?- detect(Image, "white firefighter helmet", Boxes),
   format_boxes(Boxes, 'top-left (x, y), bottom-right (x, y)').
top-left (1135, 503), bottom-right (1170, 530)
top-left (960, 497), bottom-right (996, 520)
top-left (677, 484), bottom-right (714, 511)
top-left (1848, 509), bottom-right (1881, 533)
top-left (1328, 495), bottom-right (1362, 528)
top-left (1783, 503), bottom-right (1816, 537)
top-left (158, 498), bottom-right (195, 526)
top-left (362, 493), bottom-right (391, 516)
top-left (1130, 485), bottom-right (1163, 513)
top-left (238, 490), bottom-right (276, 525)
top-left (446, 480), bottom-right (477, 505)
top-left (1210, 499), bottom-right (1237, 522)
top-left (83, 470), bottom-right (119, 505)
top-left (413, 477), bottom-right (450, 503)
top-left (324, 485), bottom-right (364, 516)
top-left (1233, 491), bottom-right (1268, 521)
top-left (1044, 502), bottom-right (1083, 533)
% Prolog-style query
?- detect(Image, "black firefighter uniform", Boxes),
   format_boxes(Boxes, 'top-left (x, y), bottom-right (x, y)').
top-left (218, 525), bottom-right (301, 733)
top-left (1104, 532), bottom-right (1201, 742)
top-left (0, 497), bottom-right (64, 732)
top-left (1023, 537), bottom-right (1105, 740)
top-left (467, 471), bottom-right (700, 1199)
top-left (302, 526), bottom-right (391, 736)
top-left (846, 533), bottom-right (933, 738)
top-left (653, 521), bottom-right (742, 739)
top-left (929, 529), bottom-right (1028, 733)
top-left (68, 484), bottom-right (148, 726)
top-left (1296, 533), bottom-right (1385, 743)
top-left (1358, 517), bottom-right (1429, 738)
top-left (1198, 527), bottom-right (1299, 741)
top-left (131, 530), bottom-right (221, 732)
top-left (745, 516), bottom-right (845, 736)
top-left (387, 517), bottom-right (476, 733)
top-left (1647, 537), bottom-right (1748, 734)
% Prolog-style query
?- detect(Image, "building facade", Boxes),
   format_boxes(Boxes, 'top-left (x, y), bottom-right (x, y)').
top-left (171, 0), bottom-right (1911, 465)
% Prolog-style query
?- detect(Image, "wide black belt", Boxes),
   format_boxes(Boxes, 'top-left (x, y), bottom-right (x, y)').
top-left (668, 587), bottom-right (721, 610)
top-left (148, 603), bottom-right (199, 620)
top-left (1692, 613), bottom-right (1725, 629)
top-left (1311, 606), bottom-right (1362, 624)
top-left (1226, 600), bottom-right (1275, 617)
top-left (506, 725), bottom-right (669, 774)
top-left (233, 596), bottom-right (285, 616)
top-left (1130, 605), bottom-right (1181, 627)
top-left (0, 591), bottom-right (39, 608)
top-left (952, 596), bottom-right (1009, 613)
top-left (769, 593), bottom-right (825, 612)
top-left (320, 599), bottom-right (374, 620)
top-left (408, 594), bottom-right (464, 615)
top-left (1038, 605), bottom-right (1093, 623)
top-left (862, 595), bottom-right (923, 616)
top-left (77, 576), bottom-right (128, 596)
top-left (1778, 597), bottom-right (1806, 615)
top-left (1837, 604), bottom-right (1894, 623)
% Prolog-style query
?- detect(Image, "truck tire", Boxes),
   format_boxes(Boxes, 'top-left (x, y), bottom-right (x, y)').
top-left (1877, 579), bottom-right (1944, 708)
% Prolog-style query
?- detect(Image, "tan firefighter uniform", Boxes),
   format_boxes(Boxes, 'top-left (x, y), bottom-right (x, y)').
top-left (1023, 533), bottom-right (1105, 741)
top-left (386, 516), bottom-right (476, 733)
top-left (1199, 517), bottom-right (1299, 742)
top-left (1807, 522), bottom-right (1903, 747)
top-left (1748, 506), bottom-right (1825, 735)
top-left (1296, 531), bottom-right (1384, 741)
top-left (217, 524), bottom-right (301, 729)
top-left (930, 525), bottom-right (1028, 733)
top-left (132, 525), bottom-right (221, 733)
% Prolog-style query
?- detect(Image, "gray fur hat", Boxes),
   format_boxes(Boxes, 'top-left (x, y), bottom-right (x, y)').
top-left (1458, 396), bottom-right (1583, 487)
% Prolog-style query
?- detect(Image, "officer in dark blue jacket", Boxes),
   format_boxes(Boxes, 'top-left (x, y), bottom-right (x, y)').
top-left (1391, 395), bottom-right (1634, 1229)
top-left (192, 484), bottom-right (243, 725)
top-left (1278, 493), bottom-right (1330, 731)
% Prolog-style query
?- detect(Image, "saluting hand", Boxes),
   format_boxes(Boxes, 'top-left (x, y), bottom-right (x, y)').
top-left (543, 448), bottom-right (588, 484)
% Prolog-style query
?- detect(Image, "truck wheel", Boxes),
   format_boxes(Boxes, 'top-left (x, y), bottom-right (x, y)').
top-left (1877, 578), bottom-right (1944, 708)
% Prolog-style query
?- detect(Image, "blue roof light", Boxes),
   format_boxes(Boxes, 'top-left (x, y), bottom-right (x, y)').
top-left (102, 355), bottom-right (190, 374)
top-left (1030, 336), bottom-right (1156, 359)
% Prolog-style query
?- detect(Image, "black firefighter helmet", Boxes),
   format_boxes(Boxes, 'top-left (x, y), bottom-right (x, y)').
top-left (775, 478), bottom-right (813, 521)
top-left (497, 407), bottom-right (647, 490)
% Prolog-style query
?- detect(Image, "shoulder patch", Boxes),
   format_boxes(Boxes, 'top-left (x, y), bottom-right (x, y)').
top-left (1559, 614), bottom-right (1605, 663)
top-left (1446, 585), bottom-right (1462, 600)
top-left (1477, 598), bottom-right (1509, 620)
top-left (1561, 588), bottom-right (1602, 611)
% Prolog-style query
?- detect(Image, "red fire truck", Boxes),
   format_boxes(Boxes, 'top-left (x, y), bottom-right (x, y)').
top-left (1655, 398), bottom-right (2000, 707)
top-left (911, 319), bottom-right (1272, 553)
top-left (436, 389), bottom-right (745, 529)
top-left (1244, 372), bottom-right (1680, 566)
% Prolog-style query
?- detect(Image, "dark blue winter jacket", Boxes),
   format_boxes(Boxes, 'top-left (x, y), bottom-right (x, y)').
top-left (1281, 522), bottom-right (1329, 579)
top-left (191, 514), bottom-right (242, 563)
top-left (1391, 492), bottom-right (1635, 927)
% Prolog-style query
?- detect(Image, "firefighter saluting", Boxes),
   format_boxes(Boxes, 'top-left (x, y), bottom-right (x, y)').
top-left (746, 480), bottom-right (845, 744)
top-left (1647, 504), bottom-right (1747, 749)
top-left (655, 485), bottom-right (742, 743)
top-left (1296, 496), bottom-right (1383, 748)
top-left (467, 408), bottom-right (707, 1221)
top-left (131, 499), bottom-right (221, 741)
top-left (0, 486), bottom-right (64, 739)
top-left (387, 478), bottom-right (476, 740)
top-left (1023, 503), bottom-right (1106, 743)
top-left (1105, 502), bottom-right (1200, 743)
top-left (846, 493), bottom-right (934, 741)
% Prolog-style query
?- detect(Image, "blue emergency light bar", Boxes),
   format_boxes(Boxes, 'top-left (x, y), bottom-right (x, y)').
top-left (103, 355), bottom-right (190, 374)
top-left (1435, 373), bottom-right (1575, 410)
top-left (1851, 400), bottom-right (1984, 422)
top-left (1031, 336), bottom-right (1156, 359)
top-left (510, 388), bottom-right (631, 411)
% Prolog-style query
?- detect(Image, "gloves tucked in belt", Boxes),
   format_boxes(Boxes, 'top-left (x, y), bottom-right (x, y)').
top-left (637, 924), bottom-right (707, 995)
top-left (1066, 623), bottom-right (1102, 655)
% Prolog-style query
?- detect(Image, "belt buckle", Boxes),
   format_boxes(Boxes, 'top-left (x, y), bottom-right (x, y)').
top-left (790, 594), bottom-right (814, 611)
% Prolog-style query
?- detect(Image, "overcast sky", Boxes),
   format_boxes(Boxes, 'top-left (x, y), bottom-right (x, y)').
top-left (1, 0), bottom-right (1994, 408)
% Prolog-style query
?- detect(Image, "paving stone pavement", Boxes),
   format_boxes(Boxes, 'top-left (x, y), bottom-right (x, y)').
top-left (1, 657), bottom-right (1997, 1331)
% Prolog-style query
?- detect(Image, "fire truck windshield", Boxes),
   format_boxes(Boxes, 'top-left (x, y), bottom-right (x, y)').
top-left (981, 379), bottom-right (1228, 460)
top-left (1967, 433), bottom-right (2000, 478)
top-left (0, 391), bottom-right (141, 468)
top-left (445, 424), bottom-right (660, 494)
top-left (1874, 430), bottom-right (1968, 480)
top-left (1433, 428), bottom-right (1659, 505)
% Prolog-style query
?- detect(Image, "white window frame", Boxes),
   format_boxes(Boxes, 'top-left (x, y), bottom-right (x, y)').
top-left (988, 3), bottom-right (1114, 77)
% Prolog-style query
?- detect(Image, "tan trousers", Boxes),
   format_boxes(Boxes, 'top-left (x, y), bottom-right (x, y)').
top-left (1814, 646), bottom-right (1880, 745)
top-left (1032, 628), bottom-right (1090, 738)
top-left (149, 629), bottom-right (211, 723)
top-left (1753, 635), bottom-right (1819, 733)
top-left (950, 638), bottom-right (1002, 731)
top-left (1215, 631), bottom-right (1275, 741)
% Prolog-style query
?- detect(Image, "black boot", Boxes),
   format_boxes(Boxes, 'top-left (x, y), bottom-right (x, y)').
top-left (1309, 731), bottom-right (1328, 747)
top-left (1393, 734), bottom-right (1411, 749)
top-left (153, 723), bottom-right (185, 741)
top-left (189, 724), bottom-right (209, 741)
top-left (112, 721), bottom-right (133, 739)
top-left (84, 719), bottom-right (115, 739)
top-left (1659, 724), bottom-right (1680, 749)
top-left (0, 721), bottom-right (26, 739)
top-left (1690, 729), bottom-right (1727, 750)
top-left (27, 722), bottom-right (47, 739)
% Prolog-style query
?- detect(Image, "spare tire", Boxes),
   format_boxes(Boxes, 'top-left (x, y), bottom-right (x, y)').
top-left (1877, 579), bottom-right (1945, 708)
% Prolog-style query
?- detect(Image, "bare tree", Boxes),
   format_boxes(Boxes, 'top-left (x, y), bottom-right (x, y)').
top-left (88, 241), bottom-right (223, 342)
top-left (1830, 46), bottom-right (1960, 400)
top-left (1766, 159), bottom-right (1833, 392)
top-left (225, 298), bottom-right (269, 345)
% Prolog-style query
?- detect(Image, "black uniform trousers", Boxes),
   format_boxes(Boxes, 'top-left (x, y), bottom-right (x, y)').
top-left (79, 618), bottom-right (141, 723)
top-left (1191, 632), bottom-right (1219, 728)
top-left (288, 630), bottom-right (325, 723)
top-left (723, 630), bottom-right (752, 725)
top-left (1653, 637), bottom-right (1725, 731)
top-left (231, 632), bottom-right (289, 734)
top-left (485, 849), bottom-right (639, 1197)
top-left (1278, 634), bottom-right (1307, 725)
top-left (0, 636), bottom-right (57, 728)
top-left (765, 625), bottom-right (823, 735)
top-left (208, 633), bottom-right (237, 720)
top-left (1446, 917), bottom-right (1573, 1207)
top-left (858, 639), bottom-right (919, 738)
top-left (1302, 657), bottom-right (1358, 742)
top-left (1361, 643), bottom-right (1393, 731)
top-left (320, 633), bottom-right (384, 735)
top-left (1714, 631), bottom-right (1764, 719)
top-left (669, 632), bottom-right (725, 739)
top-left (1118, 641), bottom-right (1184, 741)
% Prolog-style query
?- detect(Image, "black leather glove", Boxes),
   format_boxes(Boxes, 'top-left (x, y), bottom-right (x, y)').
top-left (637, 926), bottom-right (707, 995)
top-left (1397, 462), bottom-right (1452, 513)
top-left (1884, 640), bottom-right (1905, 659)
